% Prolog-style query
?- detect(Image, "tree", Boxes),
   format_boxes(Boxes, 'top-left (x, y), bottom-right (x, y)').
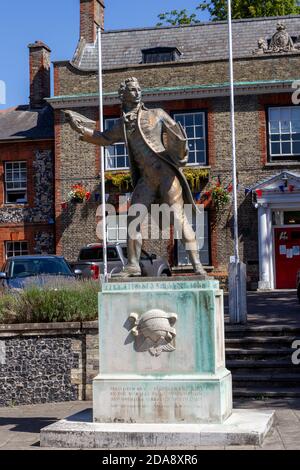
top-left (157, 9), bottom-right (200, 26)
top-left (199, 0), bottom-right (300, 20)
top-left (157, 1), bottom-right (300, 25)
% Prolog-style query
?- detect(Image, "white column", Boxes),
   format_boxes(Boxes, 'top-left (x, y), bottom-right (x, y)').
top-left (266, 206), bottom-right (275, 289)
top-left (258, 204), bottom-right (272, 290)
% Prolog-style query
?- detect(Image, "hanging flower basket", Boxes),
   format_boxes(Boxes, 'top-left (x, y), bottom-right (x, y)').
top-left (68, 184), bottom-right (91, 203)
top-left (199, 183), bottom-right (231, 211)
top-left (105, 172), bottom-right (132, 191)
top-left (71, 197), bottom-right (84, 204)
top-left (199, 191), bottom-right (213, 209)
top-left (211, 184), bottom-right (231, 210)
top-left (183, 168), bottom-right (210, 192)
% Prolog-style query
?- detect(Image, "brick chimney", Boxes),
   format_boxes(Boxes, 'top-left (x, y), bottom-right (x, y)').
top-left (80, 0), bottom-right (105, 43)
top-left (28, 41), bottom-right (51, 109)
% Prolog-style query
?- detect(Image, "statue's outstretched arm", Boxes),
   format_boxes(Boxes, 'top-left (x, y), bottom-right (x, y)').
top-left (63, 110), bottom-right (123, 146)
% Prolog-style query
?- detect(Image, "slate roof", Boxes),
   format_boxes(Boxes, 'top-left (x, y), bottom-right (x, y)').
top-left (0, 105), bottom-right (54, 141)
top-left (71, 15), bottom-right (300, 71)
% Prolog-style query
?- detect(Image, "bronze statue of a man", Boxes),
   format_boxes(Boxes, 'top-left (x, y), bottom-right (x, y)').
top-left (65, 77), bottom-right (207, 278)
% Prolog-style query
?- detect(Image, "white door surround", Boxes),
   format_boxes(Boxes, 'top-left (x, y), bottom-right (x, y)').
top-left (252, 171), bottom-right (300, 290)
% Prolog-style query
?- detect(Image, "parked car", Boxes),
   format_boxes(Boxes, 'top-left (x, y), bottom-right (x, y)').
top-left (70, 243), bottom-right (172, 279)
top-left (0, 255), bottom-right (81, 289)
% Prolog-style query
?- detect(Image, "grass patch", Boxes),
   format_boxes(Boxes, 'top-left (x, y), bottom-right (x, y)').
top-left (0, 279), bottom-right (99, 324)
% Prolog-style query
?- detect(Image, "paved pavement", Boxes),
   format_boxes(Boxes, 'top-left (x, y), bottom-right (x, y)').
top-left (224, 290), bottom-right (300, 326)
top-left (0, 398), bottom-right (300, 450)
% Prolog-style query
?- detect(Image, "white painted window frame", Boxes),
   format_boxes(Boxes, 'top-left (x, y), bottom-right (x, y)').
top-left (104, 118), bottom-right (129, 170)
top-left (106, 214), bottom-right (127, 243)
top-left (173, 111), bottom-right (207, 166)
top-left (5, 241), bottom-right (29, 259)
top-left (268, 106), bottom-right (300, 160)
top-left (4, 161), bottom-right (27, 204)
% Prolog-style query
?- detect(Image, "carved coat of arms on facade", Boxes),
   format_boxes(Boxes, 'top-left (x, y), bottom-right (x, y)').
top-left (253, 22), bottom-right (296, 55)
top-left (128, 309), bottom-right (177, 357)
top-left (270, 22), bottom-right (295, 52)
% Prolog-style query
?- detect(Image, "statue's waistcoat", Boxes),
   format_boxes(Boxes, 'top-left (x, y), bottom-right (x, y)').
top-left (123, 107), bottom-right (197, 210)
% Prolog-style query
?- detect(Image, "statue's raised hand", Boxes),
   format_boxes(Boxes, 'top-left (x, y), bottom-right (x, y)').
top-left (63, 110), bottom-right (86, 135)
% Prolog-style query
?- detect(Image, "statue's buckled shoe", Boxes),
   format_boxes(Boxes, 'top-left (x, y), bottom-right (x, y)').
top-left (193, 264), bottom-right (209, 279)
top-left (116, 266), bottom-right (142, 278)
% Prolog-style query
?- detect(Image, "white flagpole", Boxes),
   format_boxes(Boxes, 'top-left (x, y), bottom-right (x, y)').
top-left (97, 26), bottom-right (108, 283)
top-left (227, 0), bottom-right (242, 323)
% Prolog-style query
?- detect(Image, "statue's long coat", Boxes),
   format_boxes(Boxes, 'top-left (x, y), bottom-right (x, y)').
top-left (82, 105), bottom-right (198, 211)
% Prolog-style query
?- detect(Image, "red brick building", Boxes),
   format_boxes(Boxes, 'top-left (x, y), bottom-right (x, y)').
top-left (45, 0), bottom-right (300, 289)
top-left (2, 0), bottom-right (300, 290)
top-left (0, 42), bottom-right (55, 265)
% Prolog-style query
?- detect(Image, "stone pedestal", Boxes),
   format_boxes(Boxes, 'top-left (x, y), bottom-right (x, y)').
top-left (93, 278), bottom-right (232, 424)
top-left (40, 277), bottom-right (274, 448)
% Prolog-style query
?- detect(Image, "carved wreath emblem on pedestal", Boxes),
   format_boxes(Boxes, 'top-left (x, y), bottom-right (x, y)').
top-left (128, 309), bottom-right (177, 357)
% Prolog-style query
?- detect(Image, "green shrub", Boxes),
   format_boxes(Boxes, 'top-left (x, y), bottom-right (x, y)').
top-left (0, 279), bottom-right (99, 324)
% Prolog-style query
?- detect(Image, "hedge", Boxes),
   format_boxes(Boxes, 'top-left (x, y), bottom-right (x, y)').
top-left (0, 279), bottom-right (99, 324)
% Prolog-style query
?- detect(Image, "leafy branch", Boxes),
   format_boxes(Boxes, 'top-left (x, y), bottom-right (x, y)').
top-left (157, 1), bottom-right (300, 26)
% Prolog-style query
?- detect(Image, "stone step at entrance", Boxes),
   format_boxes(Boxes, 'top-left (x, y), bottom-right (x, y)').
top-left (225, 325), bottom-right (300, 398)
top-left (226, 336), bottom-right (298, 348)
top-left (232, 374), bottom-right (300, 388)
top-left (225, 325), bottom-right (300, 338)
top-left (227, 360), bottom-right (299, 376)
top-left (233, 387), bottom-right (300, 398)
top-left (226, 348), bottom-right (294, 360)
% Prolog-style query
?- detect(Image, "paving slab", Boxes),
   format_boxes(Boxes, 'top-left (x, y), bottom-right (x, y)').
top-left (258, 427), bottom-right (286, 450)
top-left (274, 409), bottom-right (300, 424)
top-left (225, 445), bottom-right (256, 450)
top-left (292, 409), bottom-right (300, 420)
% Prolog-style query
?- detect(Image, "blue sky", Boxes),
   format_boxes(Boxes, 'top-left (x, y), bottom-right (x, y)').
top-left (0, 1), bottom-right (207, 110)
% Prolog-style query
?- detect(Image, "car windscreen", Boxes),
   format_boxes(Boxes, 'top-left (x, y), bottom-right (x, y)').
top-left (10, 258), bottom-right (72, 278)
top-left (79, 247), bottom-right (119, 261)
top-left (79, 247), bottom-right (103, 261)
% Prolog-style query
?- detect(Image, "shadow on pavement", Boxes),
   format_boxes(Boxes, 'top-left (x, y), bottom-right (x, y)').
top-left (0, 417), bottom-right (56, 433)
top-left (234, 397), bottom-right (300, 410)
top-left (224, 290), bottom-right (300, 326)
top-left (65, 408), bottom-right (92, 422)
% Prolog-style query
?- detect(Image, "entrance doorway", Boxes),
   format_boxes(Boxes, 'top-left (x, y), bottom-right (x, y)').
top-left (253, 171), bottom-right (300, 290)
top-left (274, 226), bottom-right (300, 289)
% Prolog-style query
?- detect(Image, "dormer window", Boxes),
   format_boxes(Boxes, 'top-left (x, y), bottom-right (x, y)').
top-left (142, 47), bottom-right (181, 64)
